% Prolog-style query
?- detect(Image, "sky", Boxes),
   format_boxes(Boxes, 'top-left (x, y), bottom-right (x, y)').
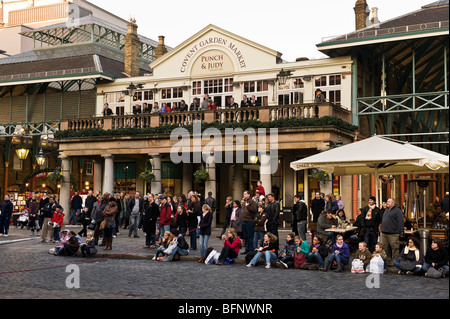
top-left (88, 0), bottom-right (432, 62)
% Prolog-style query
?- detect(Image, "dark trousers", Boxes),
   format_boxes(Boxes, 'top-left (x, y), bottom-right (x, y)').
top-left (242, 221), bottom-right (255, 252)
top-left (219, 246), bottom-right (238, 261)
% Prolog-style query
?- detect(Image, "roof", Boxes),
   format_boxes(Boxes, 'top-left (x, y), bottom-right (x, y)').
top-left (318, 2), bottom-right (449, 56)
top-left (0, 42), bottom-right (152, 85)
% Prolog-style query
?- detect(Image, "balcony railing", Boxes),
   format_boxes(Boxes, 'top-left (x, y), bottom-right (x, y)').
top-left (61, 103), bottom-right (352, 132)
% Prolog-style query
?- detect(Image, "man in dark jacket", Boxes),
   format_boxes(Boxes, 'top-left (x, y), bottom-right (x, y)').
top-left (442, 192), bottom-right (449, 213)
top-left (40, 196), bottom-right (57, 243)
top-left (241, 190), bottom-right (258, 254)
top-left (70, 192), bottom-right (83, 225)
top-left (266, 193), bottom-right (281, 249)
top-left (310, 192), bottom-right (325, 222)
top-left (380, 198), bottom-right (404, 263)
top-left (294, 195), bottom-right (308, 241)
top-left (143, 194), bottom-right (159, 247)
top-left (0, 195), bottom-right (14, 237)
top-left (127, 191), bottom-right (144, 238)
top-left (361, 196), bottom-right (382, 252)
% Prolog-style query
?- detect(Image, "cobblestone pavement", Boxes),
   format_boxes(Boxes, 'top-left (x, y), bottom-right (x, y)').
top-left (0, 226), bottom-right (448, 301)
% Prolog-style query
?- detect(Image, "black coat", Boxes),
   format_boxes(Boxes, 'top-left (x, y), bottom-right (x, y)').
top-left (293, 201), bottom-right (307, 222)
top-left (143, 201), bottom-right (159, 234)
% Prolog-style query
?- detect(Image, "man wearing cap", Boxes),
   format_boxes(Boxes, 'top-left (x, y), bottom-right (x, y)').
top-left (361, 196), bottom-right (382, 252)
top-left (158, 195), bottom-right (172, 242)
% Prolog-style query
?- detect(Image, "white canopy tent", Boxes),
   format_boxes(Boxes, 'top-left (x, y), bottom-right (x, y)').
top-left (290, 135), bottom-right (449, 208)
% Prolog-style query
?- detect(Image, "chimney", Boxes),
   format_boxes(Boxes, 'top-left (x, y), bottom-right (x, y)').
top-left (154, 35), bottom-right (168, 60)
top-left (354, 0), bottom-right (369, 30)
top-left (124, 18), bottom-right (141, 77)
top-left (371, 7), bottom-right (380, 25)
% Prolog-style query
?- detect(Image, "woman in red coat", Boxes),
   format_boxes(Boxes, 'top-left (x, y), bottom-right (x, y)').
top-left (216, 228), bottom-right (242, 265)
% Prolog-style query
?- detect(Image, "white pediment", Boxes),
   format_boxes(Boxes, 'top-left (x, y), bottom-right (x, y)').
top-left (150, 24), bottom-right (282, 79)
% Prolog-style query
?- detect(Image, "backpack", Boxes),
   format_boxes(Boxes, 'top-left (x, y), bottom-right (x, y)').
top-left (426, 267), bottom-right (443, 279)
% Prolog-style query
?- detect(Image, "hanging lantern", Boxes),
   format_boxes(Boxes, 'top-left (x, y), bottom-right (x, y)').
top-left (35, 148), bottom-right (46, 166)
top-left (15, 148), bottom-right (30, 160)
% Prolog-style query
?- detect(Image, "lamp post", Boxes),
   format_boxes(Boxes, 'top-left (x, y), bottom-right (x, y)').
top-left (35, 148), bottom-right (46, 166)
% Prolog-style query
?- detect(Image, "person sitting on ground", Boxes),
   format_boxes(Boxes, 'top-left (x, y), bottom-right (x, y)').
top-left (423, 238), bottom-right (449, 278)
top-left (246, 232), bottom-right (278, 269)
top-left (394, 237), bottom-right (424, 276)
top-left (55, 231), bottom-right (80, 256)
top-left (370, 242), bottom-right (388, 272)
top-left (80, 232), bottom-right (97, 257)
top-left (355, 242), bottom-right (372, 271)
top-left (323, 234), bottom-right (350, 272)
top-left (275, 232), bottom-right (296, 269)
top-left (152, 231), bottom-right (172, 261)
top-left (216, 228), bottom-right (242, 265)
top-left (307, 236), bottom-right (329, 270)
top-left (167, 228), bottom-right (189, 261)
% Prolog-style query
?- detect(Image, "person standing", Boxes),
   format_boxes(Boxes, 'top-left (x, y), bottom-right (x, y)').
top-left (361, 196), bottom-right (382, 252)
top-left (70, 191), bottom-right (82, 225)
top-left (158, 195), bottom-right (172, 241)
top-left (241, 190), bottom-right (258, 254)
top-left (0, 195), bottom-right (14, 237)
top-left (39, 192), bottom-right (49, 229)
top-left (102, 200), bottom-right (118, 250)
top-left (294, 195), bottom-right (308, 241)
top-left (40, 196), bottom-right (57, 243)
top-left (143, 193), bottom-right (159, 248)
top-left (198, 204), bottom-right (213, 263)
top-left (265, 193), bottom-right (280, 249)
top-left (310, 192), bottom-right (325, 239)
top-left (218, 196), bottom-right (233, 239)
top-left (442, 191), bottom-right (449, 214)
top-left (380, 198), bottom-right (404, 264)
top-left (205, 191), bottom-right (216, 217)
top-left (127, 191), bottom-right (143, 238)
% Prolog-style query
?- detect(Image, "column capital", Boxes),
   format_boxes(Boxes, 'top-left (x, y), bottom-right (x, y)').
top-left (102, 154), bottom-right (114, 160)
top-left (148, 153), bottom-right (161, 158)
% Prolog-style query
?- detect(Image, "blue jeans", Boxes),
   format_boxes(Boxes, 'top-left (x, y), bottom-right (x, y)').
top-left (328, 231), bottom-right (337, 244)
top-left (53, 227), bottom-right (61, 241)
top-left (297, 220), bottom-right (307, 241)
top-left (160, 225), bottom-right (171, 241)
top-left (250, 251), bottom-right (277, 265)
top-left (199, 234), bottom-right (210, 258)
top-left (253, 231), bottom-right (265, 250)
top-left (70, 209), bottom-right (81, 224)
top-left (242, 221), bottom-right (255, 252)
top-left (129, 214), bottom-right (141, 237)
top-left (308, 252), bottom-right (325, 267)
top-left (171, 246), bottom-right (189, 257)
top-left (393, 260), bottom-right (423, 275)
top-left (188, 227), bottom-right (197, 250)
top-left (328, 252), bottom-right (349, 265)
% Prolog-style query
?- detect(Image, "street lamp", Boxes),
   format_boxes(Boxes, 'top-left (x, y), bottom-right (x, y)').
top-left (35, 148), bottom-right (46, 166)
top-left (249, 155), bottom-right (259, 164)
top-left (15, 148), bottom-right (30, 160)
top-left (277, 69), bottom-right (292, 86)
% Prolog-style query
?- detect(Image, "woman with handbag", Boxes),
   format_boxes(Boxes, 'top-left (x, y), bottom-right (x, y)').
top-left (197, 204), bottom-right (213, 263)
top-left (102, 200), bottom-right (118, 250)
top-left (393, 237), bottom-right (424, 275)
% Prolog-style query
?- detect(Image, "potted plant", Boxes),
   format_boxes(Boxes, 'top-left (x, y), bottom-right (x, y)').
top-left (194, 166), bottom-right (209, 183)
top-left (310, 169), bottom-right (330, 182)
top-left (47, 168), bottom-right (64, 182)
top-left (139, 169), bottom-right (156, 183)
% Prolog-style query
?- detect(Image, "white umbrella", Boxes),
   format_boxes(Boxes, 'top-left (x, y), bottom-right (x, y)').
top-left (290, 135), bottom-right (449, 205)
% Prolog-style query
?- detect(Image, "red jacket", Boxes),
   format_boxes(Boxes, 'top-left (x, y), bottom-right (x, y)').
top-left (159, 203), bottom-right (172, 227)
top-left (52, 212), bottom-right (64, 227)
top-left (224, 237), bottom-right (242, 255)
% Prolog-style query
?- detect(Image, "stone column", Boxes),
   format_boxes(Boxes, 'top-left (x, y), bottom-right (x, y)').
top-left (205, 157), bottom-right (217, 228)
top-left (93, 160), bottom-right (103, 195)
top-left (233, 163), bottom-right (244, 201)
top-left (59, 156), bottom-right (71, 224)
top-left (150, 154), bottom-right (162, 195)
top-left (102, 155), bottom-right (114, 195)
top-left (260, 154), bottom-right (272, 197)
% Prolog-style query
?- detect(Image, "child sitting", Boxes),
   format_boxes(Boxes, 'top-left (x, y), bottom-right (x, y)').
top-left (355, 242), bottom-right (372, 271)
top-left (81, 232), bottom-right (97, 257)
top-left (369, 242), bottom-right (387, 272)
top-left (152, 231), bottom-right (172, 261)
top-left (276, 232), bottom-right (296, 269)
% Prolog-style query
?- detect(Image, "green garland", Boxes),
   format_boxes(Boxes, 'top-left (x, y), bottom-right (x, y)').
top-left (55, 116), bottom-right (358, 139)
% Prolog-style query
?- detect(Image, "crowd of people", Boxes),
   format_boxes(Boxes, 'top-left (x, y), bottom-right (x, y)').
top-left (1, 187), bottom-right (448, 278)
top-left (102, 93), bottom-right (261, 116)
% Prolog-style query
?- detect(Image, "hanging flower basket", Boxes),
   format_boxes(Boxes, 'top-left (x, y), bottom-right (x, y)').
top-left (47, 169), bottom-right (64, 183)
top-left (194, 166), bottom-right (209, 183)
top-left (379, 175), bottom-right (395, 184)
top-left (310, 169), bottom-right (330, 182)
top-left (139, 169), bottom-right (156, 183)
